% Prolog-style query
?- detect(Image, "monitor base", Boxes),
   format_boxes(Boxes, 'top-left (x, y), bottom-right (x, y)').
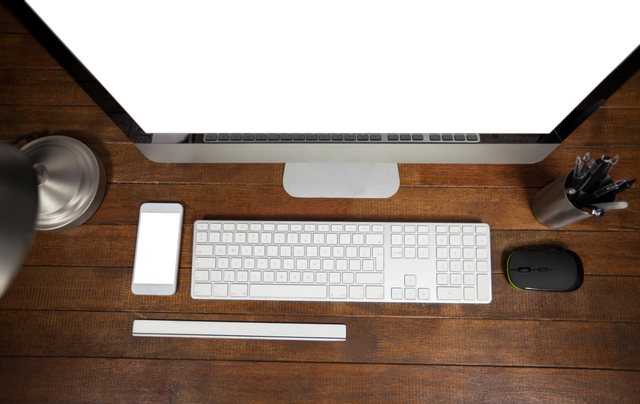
top-left (282, 163), bottom-right (400, 198)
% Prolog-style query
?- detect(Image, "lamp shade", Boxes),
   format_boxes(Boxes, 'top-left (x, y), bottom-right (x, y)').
top-left (0, 143), bottom-right (38, 297)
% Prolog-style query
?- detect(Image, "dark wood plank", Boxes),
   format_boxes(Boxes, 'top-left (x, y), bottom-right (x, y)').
top-left (42, 183), bottom-right (639, 230)
top-left (0, 3), bottom-right (27, 34)
top-left (0, 33), bottom-right (58, 67)
top-left (603, 70), bottom-right (640, 108)
top-left (4, 103), bottom-right (640, 148)
top-left (3, 130), bottom-right (640, 188)
top-left (1, 357), bottom-right (639, 404)
top-left (0, 68), bottom-right (94, 105)
top-left (20, 225), bottom-right (640, 275)
top-left (3, 265), bottom-right (640, 323)
top-left (556, 107), bottom-right (640, 147)
top-left (2, 130), bottom-right (640, 188)
top-left (0, 105), bottom-right (129, 143)
top-left (1, 310), bottom-right (639, 370)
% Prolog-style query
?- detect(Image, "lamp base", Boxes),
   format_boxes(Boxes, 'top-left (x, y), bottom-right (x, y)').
top-left (21, 136), bottom-right (106, 232)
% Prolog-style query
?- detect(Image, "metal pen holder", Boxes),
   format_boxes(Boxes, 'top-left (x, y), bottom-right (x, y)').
top-left (531, 171), bottom-right (613, 229)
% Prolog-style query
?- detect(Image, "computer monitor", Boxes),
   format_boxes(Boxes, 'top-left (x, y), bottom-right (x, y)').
top-left (9, 0), bottom-right (640, 197)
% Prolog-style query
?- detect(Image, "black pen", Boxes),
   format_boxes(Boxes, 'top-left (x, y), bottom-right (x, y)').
top-left (599, 154), bottom-right (619, 184)
top-left (577, 159), bottom-right (605, 193)
top-left (598, 179), bottom-right (636, 200)
top-left (581, 178), bottom-right (628, 202)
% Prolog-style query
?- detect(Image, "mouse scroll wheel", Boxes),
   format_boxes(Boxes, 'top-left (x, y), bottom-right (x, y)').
top-left (517, 267), bottom-right (531, 272)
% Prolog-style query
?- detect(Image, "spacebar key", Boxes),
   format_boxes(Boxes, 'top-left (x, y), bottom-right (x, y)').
top-left (250, 285), bottom-right (327, 299)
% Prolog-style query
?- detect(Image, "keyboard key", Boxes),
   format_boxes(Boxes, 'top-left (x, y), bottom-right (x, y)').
top-left (405, 288), bottom-right (416, 300)
top-left (213, 284), bottom-right (228, 297)
top-left (437, 287), bottom-right (462, 300)
top-left (350, 285), bottom-right (364, 299)
top-left (372, 247), bottom-right (384, 270)
top-left (464, 274), bottom-right (475, 285)
top-left (195, 257), bottom-right (216, 269)
top-left (477, 274), bottom-right (491, 301)
top-left (329, 285), bottom-right (347, 299)
top-left (366, 234), bottom-right (384, 245)
top-left (477, 261), bottom-right (489, 272)
top-left (196, 245), bottom-right (213, 256)
top-left (464, 287), bottom-right (476, 301)
top-left (405, 274), bottom-right (417, 286)
top-left (193, 283), bottom-right (212, 296)
top-left (366, 286), bottom-right (384, 299)
top-left (250, 284), bottom-right (327, 299)
top-left (362, 259), bottom-right (374, 271)
top-left (230, 284), bottom-right (248, 297)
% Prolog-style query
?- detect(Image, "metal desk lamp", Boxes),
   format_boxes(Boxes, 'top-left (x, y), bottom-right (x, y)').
top-left (0, 136), bottom-right (105, 297)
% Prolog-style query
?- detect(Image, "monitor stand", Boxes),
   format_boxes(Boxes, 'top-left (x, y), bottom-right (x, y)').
top-left (282, 163), bottom-right (400, 198)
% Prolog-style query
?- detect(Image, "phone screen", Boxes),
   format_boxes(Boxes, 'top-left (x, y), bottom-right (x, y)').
top-left (132, 203), bottom-right (183, 295)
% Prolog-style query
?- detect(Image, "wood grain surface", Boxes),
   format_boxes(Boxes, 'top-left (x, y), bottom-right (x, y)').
top-left (1, 3), bottom-right (639, 402)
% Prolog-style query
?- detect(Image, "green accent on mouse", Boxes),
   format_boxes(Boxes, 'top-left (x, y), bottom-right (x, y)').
top-left (506, 251), bottom-right (523, 290)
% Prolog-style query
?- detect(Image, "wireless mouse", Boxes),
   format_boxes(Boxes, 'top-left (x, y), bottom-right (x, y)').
top-left (507, 249), bottom-right (583, 292)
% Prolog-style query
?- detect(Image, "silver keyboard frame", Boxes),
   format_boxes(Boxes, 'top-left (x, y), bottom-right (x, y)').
top-left (191, 221), bottom-right (492, 304)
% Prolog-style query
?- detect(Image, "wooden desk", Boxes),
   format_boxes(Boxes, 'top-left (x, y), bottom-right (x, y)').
top-left (1, 3), bottom-right (640, 402)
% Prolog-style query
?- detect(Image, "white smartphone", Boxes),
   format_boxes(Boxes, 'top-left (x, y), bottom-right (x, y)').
top-left (131, 203), bottom-right (184, 295)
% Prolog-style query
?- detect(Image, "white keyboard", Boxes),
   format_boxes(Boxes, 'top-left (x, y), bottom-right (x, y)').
top-left (191, 221), bottom-right (491, 304)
